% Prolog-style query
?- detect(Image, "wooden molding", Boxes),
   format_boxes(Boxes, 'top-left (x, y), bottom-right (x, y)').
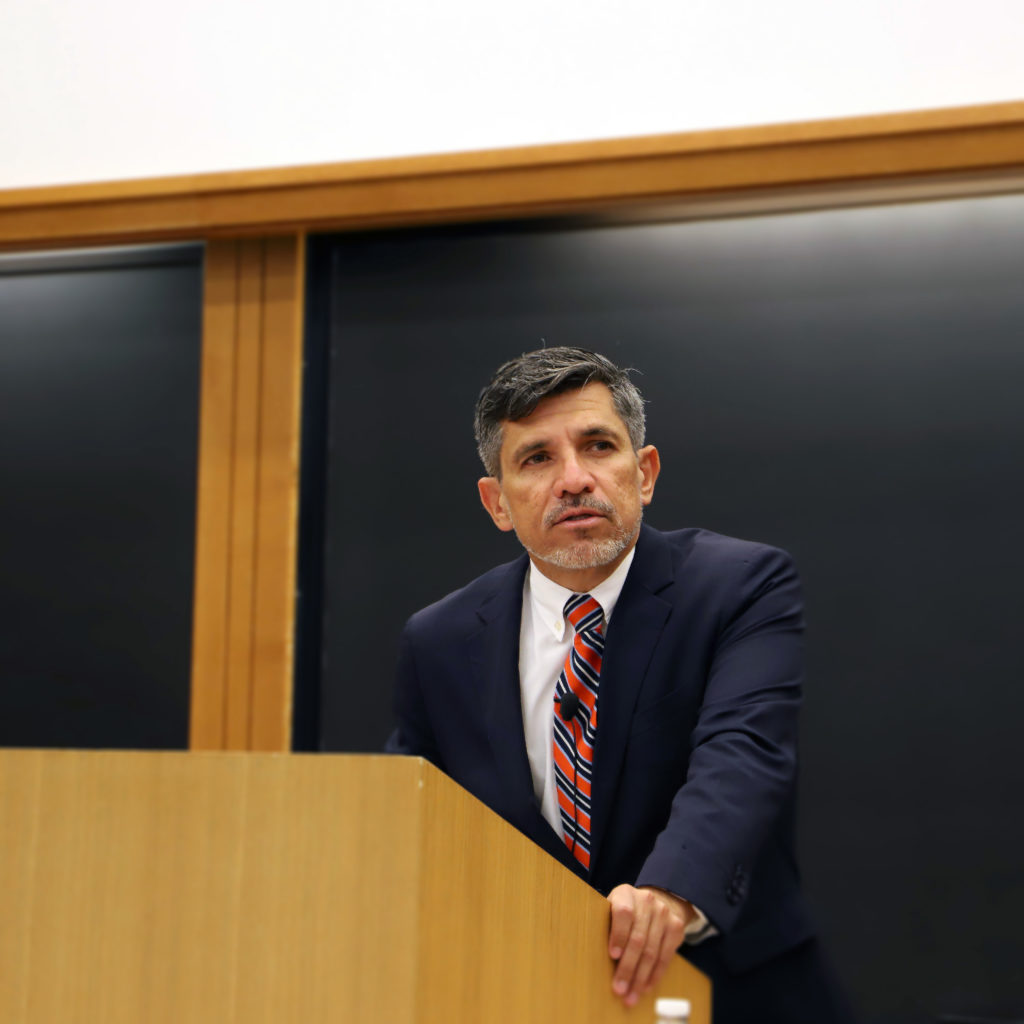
top-left (2, 102), bottom-right (1023, 250)
top-left (190, 236), bottom-right (305, 751)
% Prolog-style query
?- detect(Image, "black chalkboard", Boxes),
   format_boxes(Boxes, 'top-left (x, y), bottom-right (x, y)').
top-left (0, 244), bottom-right (202, 750)
top-left (300, 194), bottom-right (1024, 1024)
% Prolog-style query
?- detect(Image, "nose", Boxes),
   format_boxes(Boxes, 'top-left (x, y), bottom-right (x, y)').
top-left (554, 452), bottom-right (595, 497)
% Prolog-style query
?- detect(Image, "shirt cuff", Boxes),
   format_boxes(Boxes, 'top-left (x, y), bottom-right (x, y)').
top-left (683, 903), bottom-right (718, 945)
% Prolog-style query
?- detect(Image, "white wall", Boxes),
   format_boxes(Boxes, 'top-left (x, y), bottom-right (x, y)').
top-left (3, 0), bottom-right (1023, 190)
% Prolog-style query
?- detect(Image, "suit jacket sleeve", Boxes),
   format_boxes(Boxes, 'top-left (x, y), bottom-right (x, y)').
top-left (384, 622), bottom-right (444, 769)
top-left (634, 542), bottom-right (804, 935)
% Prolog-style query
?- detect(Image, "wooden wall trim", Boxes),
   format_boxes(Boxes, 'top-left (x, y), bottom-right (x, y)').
top-left (190, 236), bottom-right (305, 751)
top-left (2, 101), bottom-right (1024, 250)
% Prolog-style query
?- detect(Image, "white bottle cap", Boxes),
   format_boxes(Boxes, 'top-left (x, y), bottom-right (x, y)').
top-left (655, 997), bottom-right (692, 1020)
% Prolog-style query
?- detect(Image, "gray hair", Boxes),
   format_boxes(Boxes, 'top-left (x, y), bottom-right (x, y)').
top-left (473, 346), bottom-right (646, 477)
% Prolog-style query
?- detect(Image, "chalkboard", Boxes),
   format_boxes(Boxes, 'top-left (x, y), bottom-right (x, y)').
top-left (299, 194), bottom-right (1024, 1023)
top-left (0, 244), bottom-right (202, 750)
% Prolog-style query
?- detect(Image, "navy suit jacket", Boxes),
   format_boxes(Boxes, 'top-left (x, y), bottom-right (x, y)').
top-left (387, 524), bottom-right (817, 976)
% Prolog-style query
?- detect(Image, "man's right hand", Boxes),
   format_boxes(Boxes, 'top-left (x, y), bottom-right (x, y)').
top-left (607, 884), bottom-right (691, 1007)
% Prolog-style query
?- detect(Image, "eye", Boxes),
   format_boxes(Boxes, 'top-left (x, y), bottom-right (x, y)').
top-left (590, 439), bottom-right (615, 452)
top-left (523, 451), bottom-right (550, 467)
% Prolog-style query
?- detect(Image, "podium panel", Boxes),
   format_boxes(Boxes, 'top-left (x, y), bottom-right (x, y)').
top-left (0, 751), bottom-right (709, 1023)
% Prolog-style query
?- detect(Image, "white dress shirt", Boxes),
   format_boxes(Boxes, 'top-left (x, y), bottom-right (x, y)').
top-left (518, 548), bottom-right (635, 830)
top-left (517, 547), bottom-right (714, 941)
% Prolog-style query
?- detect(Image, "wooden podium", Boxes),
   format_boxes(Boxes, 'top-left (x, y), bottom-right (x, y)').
top-left (0, 750), bottom-right (710, 1023)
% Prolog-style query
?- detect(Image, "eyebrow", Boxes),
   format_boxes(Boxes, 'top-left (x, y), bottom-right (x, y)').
top-left (510, 439), bottom-right (549, 464)
top-left (508, 424), bottom-right (624, 465)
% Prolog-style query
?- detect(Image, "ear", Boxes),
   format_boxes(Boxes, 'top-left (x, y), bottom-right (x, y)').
top-left (478, 477), bottom-right (515, 532)
top-left (636, 445), bottom-right (660, 506)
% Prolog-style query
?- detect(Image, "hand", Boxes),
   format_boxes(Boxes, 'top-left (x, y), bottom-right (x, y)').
top-left (607, 884), bottom-right (692, 1007)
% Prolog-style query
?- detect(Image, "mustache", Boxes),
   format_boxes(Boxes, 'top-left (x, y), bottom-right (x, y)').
top-left (544, 496), bottom-right (617, 529)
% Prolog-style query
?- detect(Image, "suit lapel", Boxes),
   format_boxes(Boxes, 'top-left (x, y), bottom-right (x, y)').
top-left (469, 556), bottom-right (541, 826)
top-left (589, 526), bottom-right (675, 872)
top-left (466, 536), bottom-right (680, 880)
top-left (469, 555), bottom-right (586, 872)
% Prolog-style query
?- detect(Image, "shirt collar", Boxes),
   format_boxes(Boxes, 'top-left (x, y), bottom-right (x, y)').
top-left (525, 544), bottom-right (637, 641)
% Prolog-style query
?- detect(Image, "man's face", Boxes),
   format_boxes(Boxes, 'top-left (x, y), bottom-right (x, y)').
top-left (478, 382), bottom-right (660, 590)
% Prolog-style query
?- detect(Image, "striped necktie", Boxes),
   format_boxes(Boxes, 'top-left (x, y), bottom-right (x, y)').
top-left (552, 593), bottom-right (605, 870)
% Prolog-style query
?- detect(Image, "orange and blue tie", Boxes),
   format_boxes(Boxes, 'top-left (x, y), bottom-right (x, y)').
top-left (553, 593), bottom-right (604, 870)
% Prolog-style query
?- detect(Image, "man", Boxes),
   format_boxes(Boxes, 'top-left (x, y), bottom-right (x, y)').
top-left (387, 347), bottom-right (852, 1022)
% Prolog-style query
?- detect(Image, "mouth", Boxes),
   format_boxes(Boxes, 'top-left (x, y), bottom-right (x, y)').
top-left (545, 498), bottom-right (617, 530)
top-left (553, 509), bottom-right (606, 528)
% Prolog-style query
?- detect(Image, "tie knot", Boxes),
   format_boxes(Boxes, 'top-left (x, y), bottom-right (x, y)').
top-left (564, 593), bottom-right (604, 634)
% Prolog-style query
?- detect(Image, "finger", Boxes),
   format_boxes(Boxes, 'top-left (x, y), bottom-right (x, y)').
top-left (630, 898), bottom-right (669, 996)
top-left (607, 885), bottom-right (636, 960)
top-left (612, 890), bottom-right (653, 999)
top-left (644, 908), bottom-right (687, 993)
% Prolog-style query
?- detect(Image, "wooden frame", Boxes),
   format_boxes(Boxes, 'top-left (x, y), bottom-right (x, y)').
top-left (1, 102), bottom-right (1023, 251)
top-left (189, 237), bottom-right (305, 751)
top-left (2, 101), bottom-right (1022, 750)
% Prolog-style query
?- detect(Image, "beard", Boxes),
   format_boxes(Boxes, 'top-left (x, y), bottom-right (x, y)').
top-left (515, 496), bottom-right (642, 571)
